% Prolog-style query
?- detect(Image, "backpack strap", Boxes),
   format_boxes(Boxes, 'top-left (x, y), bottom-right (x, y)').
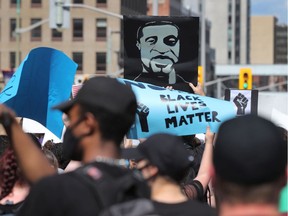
top-left (72, 166), bottom-right (106, 210)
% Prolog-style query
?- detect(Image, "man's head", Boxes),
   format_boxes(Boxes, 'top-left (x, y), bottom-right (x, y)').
top-left (122, 133), bottom-right (194, 183)
top-left (136, 21), bottom-right (180, 74)
top-left (213, 115), bottom-right (287, 204)
top-left (54, 77), bottom-right (137, 161)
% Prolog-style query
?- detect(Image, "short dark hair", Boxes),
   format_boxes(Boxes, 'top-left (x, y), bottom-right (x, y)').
top-left (80, 104), bottom-right (136, 147)
top-left (136, 20), bottom-right (180, 43)
top-left (214, 174), bottom-right (286, 205)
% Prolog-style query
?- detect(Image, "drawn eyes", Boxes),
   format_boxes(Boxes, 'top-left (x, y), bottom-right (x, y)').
top-left (164, 36), bottom-right (178, 46)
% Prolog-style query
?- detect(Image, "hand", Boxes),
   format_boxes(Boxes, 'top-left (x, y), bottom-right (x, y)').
top-left (0, 104), bottom-right (17, 128)
top-left (166, 86), bottom-right (173, 90)
top-left (205, 126), bottom-right (214, 145)
top-left (189, 82), bottom-right (205, 96)
top-left (233, 93), bottom-right (248, 115)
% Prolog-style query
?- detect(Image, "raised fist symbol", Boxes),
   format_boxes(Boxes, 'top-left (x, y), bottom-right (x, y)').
top-left (233, 93), bottom-right (248, 115)
top-left (136, 103), bottom-right (150, 132)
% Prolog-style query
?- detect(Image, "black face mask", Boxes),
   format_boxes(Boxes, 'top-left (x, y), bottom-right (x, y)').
top-left (63, 116), bottom-right (88, 161)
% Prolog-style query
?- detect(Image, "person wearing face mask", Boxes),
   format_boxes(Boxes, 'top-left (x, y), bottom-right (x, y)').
top-left (122, 133), bottom-right (217, 216)
top-left (0, 77), bottom-right (150, 216)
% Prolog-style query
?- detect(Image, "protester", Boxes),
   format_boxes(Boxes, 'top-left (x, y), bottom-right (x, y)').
top-left (43, 141), bottom-right (70, 170)
top-left (123, 133), bottom-right (216, 215)
top-left (0, 109), bottom-right (55, 183)
top-left (212, 115), bottom-right (287, 216)
top-left (0, 77), bottom-right (149, 216)
top-left (42, 148), bottom-right (59, 171)
top-left (0, 147), bottom-right (29, 215)
top-left (182, 126), bottom-right (214, 202)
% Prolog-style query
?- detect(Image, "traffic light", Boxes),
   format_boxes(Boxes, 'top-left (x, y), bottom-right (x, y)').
top-left (49, 0), bottom-right (70, 29)
top-left (239, 68), bottom-right (252, 90)
top-left (198, 66), bottom-right (203, 85)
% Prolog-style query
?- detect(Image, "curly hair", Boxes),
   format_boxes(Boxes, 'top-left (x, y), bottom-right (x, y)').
top-left (0, 147), bottom-right (24, 200)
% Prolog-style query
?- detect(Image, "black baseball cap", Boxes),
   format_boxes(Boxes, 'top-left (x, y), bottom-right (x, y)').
top-left (122, 133), bottom-right (194, 182)
top-left (53, 77), bottom-right (137, 115)
top-left (213, 114), bottom-right (287, 185)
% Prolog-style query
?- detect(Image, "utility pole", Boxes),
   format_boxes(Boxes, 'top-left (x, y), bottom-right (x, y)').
top-left (152, 0), bottom-right (158, 16)
top-left (15, 0), bottom-right (21, 68)
top-left (200, 0), bottom-right (206, 86)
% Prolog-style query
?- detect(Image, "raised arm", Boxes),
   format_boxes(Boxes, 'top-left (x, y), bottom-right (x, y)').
top-left (0, 104), bottom-right (56, 183)
top-left (193, 126), bottom-right (214, 191)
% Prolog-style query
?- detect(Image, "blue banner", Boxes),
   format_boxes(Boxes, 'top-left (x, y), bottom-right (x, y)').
top-left (118, 78), bottom-right (236, 139)
top-left (0, 47), bottom-right (77, 138)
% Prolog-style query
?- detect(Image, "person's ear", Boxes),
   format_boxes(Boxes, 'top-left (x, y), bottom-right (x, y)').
top-left (136, 41), bottom-right (141, 50)
top-left (148, 165), bottom-right (159, 177)
top-left (83, 112), bottom-right (99, 134)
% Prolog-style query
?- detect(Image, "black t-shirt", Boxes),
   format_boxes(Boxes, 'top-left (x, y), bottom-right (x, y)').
top-left (17, 162), bottom-right (149, 216)
top-left (153, 200), bottom-right (217, 216)
top-left (0, 201), bottom-right (23, 215)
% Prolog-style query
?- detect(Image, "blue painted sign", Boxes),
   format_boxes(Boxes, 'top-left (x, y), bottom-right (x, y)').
top-left (118, 78), bottom-right (236, 139)
top-left (0, 47), bottom-right (77, 138)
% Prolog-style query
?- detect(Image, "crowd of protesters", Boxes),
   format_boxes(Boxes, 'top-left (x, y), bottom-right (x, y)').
top-left (0, 76), bottom-right (286, 216)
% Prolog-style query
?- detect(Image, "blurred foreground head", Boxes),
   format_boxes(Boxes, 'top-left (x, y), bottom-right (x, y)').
top-left (213, 114), bottom-right (287, 204)
top-left (53, 77), bottom-right (137, 161)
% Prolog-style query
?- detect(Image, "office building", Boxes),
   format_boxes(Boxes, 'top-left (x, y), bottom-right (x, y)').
top-left (0, 0), bottom-right (146, 81)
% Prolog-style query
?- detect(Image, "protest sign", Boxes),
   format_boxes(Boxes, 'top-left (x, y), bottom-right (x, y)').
top-left (124, 15), bottom-right (199, 93)
top-left (118, 79), bottom-right (236, 139)
top-left (225, 89), bottom-right (258, 116)
top-left (0, 47), bottom-right (77, 138)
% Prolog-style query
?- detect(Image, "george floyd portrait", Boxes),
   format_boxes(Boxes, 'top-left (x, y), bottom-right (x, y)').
top-left (124, 16), bottom-right (199, 93)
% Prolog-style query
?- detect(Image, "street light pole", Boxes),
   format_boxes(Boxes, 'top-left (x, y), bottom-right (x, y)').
top-left (200, 0), bottom-right (206, 85)
top-left (15, 0), bottom-right (21, 68)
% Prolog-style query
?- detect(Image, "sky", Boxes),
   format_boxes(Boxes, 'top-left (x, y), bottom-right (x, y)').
top-left (251, 0), bottom-right (288, 24)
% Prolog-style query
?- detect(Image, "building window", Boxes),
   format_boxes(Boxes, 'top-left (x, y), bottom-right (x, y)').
top-left (31, 18), bottom-right (41, 41)
top-left (10, 52), bottom-right (16, 69)
top-left (52, 29), bottom-right (62, 41)
top-left (73, 0), bottom-right (83, 3)
top-left (31, 0), bottom-right (41, 7)
top-left (10, 0), bottom-right (21, 7)
top-left (96, 18), bottom-right (107, 41)
top-left (10, 18), bottom-right (16, 40)
top-left (72, 52), bottom-right (83, 72)
top-left (73, 19), bottom-right (83, 41)
top-left (96, 0), bottom-right (107, 7)
top-left (96, 52), bottom-right (106, 73)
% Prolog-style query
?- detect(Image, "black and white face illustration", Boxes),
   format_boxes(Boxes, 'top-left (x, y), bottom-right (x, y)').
top-left (136, 23), bottom-right (180, 74)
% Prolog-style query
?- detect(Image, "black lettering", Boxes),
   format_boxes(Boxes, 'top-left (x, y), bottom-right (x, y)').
top-left (179, 103), bottom-right (188, 111)
top-left (190, 102), bottom-right (199, 110)
top-left (185, 96), bottom-right (192, 100)
top-left (177, 95), bottom-right (185, 101)
top-left (204, 112), bottom-right (211, 122)
top-left (195, 112), bottom-right (204, 122)
top-left (160, 95), bottom-right (168, 102)
top-left (167, 105), bottom-right (175, 114)
top-left (186, 114), bottom-right (194, 124)
top-left (165, 116), bottom-right (177, 128)
top-left (192, 96), bottom-right (199, 101)
top-left (179, 116), bottom-right (188, 126)
top-left (167, 95), bottom-right (176, 101)
top-left (212, 111), bottom-right (221, 122)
